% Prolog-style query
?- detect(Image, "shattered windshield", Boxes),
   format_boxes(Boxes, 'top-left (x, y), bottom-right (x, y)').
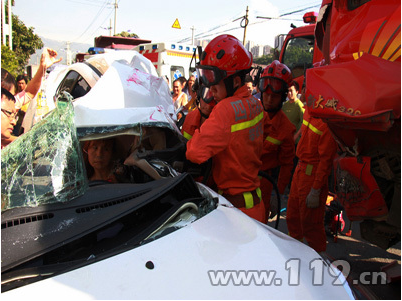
top-left (1, 93), bottom-right (88, 211)
top-left (1, 56), bottom-right (183, 212)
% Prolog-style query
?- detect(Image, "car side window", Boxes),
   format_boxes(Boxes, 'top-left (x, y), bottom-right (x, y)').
top-left (56, 71), bottom-right (91, 100)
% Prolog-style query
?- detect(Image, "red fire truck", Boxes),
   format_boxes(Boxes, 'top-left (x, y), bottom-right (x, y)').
top-left (305, 0), bottom-right (401, 249)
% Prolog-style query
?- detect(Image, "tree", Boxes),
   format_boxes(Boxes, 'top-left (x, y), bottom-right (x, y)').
top-left (1, 7), bottom-right (43, 76)
top-left (1, 45), bottom-right (18, 72)
top-left (253, 48), bottom-right (276, 65)
top-left (115, 31), bottom-right (139, 38)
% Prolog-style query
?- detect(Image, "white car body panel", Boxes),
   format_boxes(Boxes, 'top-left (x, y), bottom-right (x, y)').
top-left (73, 60), bottom-right (176, 129)
top-left (3, 191), bottom-right (354, 300)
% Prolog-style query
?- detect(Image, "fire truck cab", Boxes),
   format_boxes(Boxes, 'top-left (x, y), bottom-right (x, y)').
top-left (134, 42), bottom-right (197, 88)
top-left (275, 12), bottom-right (323, 89)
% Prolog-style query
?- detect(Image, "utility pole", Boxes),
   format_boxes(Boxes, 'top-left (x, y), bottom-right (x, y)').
top-left (1, 0), bottom-right (12, 50)
top-left (190, 26), bottom-right (195, 45)
top-left (110, 19), bottom-right (112, 36)
top-left (243, 6), bottom-right (249, 46)
top-left (66, 42), bottom-right (72, 65)
top-left (113, 0), bottom-right (118, 35)
top-left (233, 6), bottom-right (249, 46)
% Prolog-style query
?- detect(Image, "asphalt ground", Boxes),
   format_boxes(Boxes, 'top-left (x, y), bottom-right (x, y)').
top-left (267, 196), bottom-right (401, 300)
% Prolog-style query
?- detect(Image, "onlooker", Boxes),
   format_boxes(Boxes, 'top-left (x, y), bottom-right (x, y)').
top-left (258, 61), bottom-right (296, 221)
top-left (172, 78), bottom-right (188, 112)
top-left (282, 80), bottom-right (304, 143)
top-left (1, 47), bottom-right (61, 143)
top-left (185, 74), bottom-right (197, 111)
top-left (1, 88), bottom-right (17, 149)
top-left (83, 138), bottom-right (118, 183)
top-left (16, 74), bottom-right (28, 93)
top-left (13, 75), bottom-right (29, 135)
top-left (178, 76), bottom-right (188, 94)
top-left (244, 74), bottom-right (255, 96)
top-left (2, 48), bottom-right (61, 112)
top-left (186, 34), bottom-right (265, 223)
top-left (286, 85), bottom-right (337, 254)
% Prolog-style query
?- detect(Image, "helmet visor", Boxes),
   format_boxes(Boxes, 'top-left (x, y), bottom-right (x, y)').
top-left (258, 76), bottom-right (288, 94)
top-left (196, 65), bottom-right (227, 87)
top-left (200, 86), bottom-right (215, 104)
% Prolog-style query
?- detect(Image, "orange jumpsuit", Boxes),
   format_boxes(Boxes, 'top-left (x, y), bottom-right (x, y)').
top-left (261, 110), bottom-right (295, 220)
top-left (286, 109), bottom-right (337, 253)
top-left (186, 86), bottom-right (266, 223)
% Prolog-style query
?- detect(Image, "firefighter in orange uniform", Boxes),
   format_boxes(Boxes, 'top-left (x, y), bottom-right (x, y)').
top-left (258, 61), bottom-right (296, 222)
top-left (186, 34), bottom-right (265, 223)
top-left (181, 80), bottom-right (214, 140)
top-left (286, 84), bottom-right (337, 253)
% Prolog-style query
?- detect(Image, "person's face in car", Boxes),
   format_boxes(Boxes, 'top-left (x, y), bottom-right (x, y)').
top-left (87, 140), bottom-right (114, 172)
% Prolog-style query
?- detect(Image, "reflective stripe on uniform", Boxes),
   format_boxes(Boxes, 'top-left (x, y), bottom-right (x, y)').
top-left (183, 131), bottom-right (192, 140)
top-left (303, 119), bottom-right (323, 135)
top-left (243, 191), bottom-right (254, 209)
top-left (256, 187), bottom-right (262, 200)
top-left (231, 112), bottom-right (264, 133)
top-left (243, 187), bottom-right (262, 209)
top-left (266, 136), bottom-right (282, 145)
top-left (305, 164), bottom-right (313, 175)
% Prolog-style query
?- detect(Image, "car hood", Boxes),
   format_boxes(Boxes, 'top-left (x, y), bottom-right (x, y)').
top-left (2, 191), bottom-right (354, 300)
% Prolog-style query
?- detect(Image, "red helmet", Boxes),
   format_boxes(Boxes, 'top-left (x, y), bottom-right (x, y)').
top-left (197, 34), bottom-right (253, 87)
top-left (258, 60), bottom-right (292, 94)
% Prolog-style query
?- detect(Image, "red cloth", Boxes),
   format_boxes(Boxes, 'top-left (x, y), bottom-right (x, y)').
top-left (260, 110), bottom-right (295, 218)
top-left (186, 86), bottom-right (264, 196)
top-left (286, 109), bottom-right (337, 252)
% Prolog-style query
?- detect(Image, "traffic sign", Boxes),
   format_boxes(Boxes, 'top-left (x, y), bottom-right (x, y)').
top-left (172, 18), bottom-right (181, 29)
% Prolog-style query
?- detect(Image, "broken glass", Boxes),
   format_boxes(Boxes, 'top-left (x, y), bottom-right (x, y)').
top-left (1, 92), bottom-right (88, 211)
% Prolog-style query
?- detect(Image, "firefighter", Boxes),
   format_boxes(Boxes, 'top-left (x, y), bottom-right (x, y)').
top-left (286, 83), bottom-right (337, 253)
top-left (181, 80), bottom-right (214, 140)
top-left (186, 34), bottom-right (265, 223)
top-left (258, 61), bottom-right (296, 222)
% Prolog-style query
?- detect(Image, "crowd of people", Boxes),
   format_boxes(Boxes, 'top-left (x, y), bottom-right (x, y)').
top-left (1, 34), bottom-right (337, 255)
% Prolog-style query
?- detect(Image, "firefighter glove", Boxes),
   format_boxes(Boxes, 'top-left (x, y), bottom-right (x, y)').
top-left (306, 188), bottom-right (321, 209)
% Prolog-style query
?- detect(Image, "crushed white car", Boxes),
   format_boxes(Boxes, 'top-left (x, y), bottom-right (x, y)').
top-left (1, 51), bottom-right (355, 299)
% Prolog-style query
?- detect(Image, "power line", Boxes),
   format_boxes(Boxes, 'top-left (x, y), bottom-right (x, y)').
top-left (71, 0), bottom-right (110, 43)
top-left (178, 3), bottom-right (321, 44)
top-left (64, 0), bottom-right (107, 7)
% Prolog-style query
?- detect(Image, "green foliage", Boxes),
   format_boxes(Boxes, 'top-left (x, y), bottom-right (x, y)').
top-left (253, 48), bottom-right (275, 65)
top-left (115, 31), bottom-right (139, 38)
top-left (1, 10), bottom-right (43, 75)
top-left (1, 45), bottom-right (18, 76)
top-left (282, 37), bottom-right (314, 69)
top-left (11, 14), bottom-right (43, 74)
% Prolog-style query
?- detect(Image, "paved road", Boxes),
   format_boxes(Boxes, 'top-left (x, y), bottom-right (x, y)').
top-left (267, 199), bottom-right (401, 300)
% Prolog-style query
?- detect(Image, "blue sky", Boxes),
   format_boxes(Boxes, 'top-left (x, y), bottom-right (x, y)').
top-left (13, 0), bottom-right (322, 46)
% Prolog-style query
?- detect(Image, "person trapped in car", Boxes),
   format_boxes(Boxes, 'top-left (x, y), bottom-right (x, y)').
top-left (186, 34), bottom-right (266, 223)
top-left (83, 138), bottom-right (118, 183)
